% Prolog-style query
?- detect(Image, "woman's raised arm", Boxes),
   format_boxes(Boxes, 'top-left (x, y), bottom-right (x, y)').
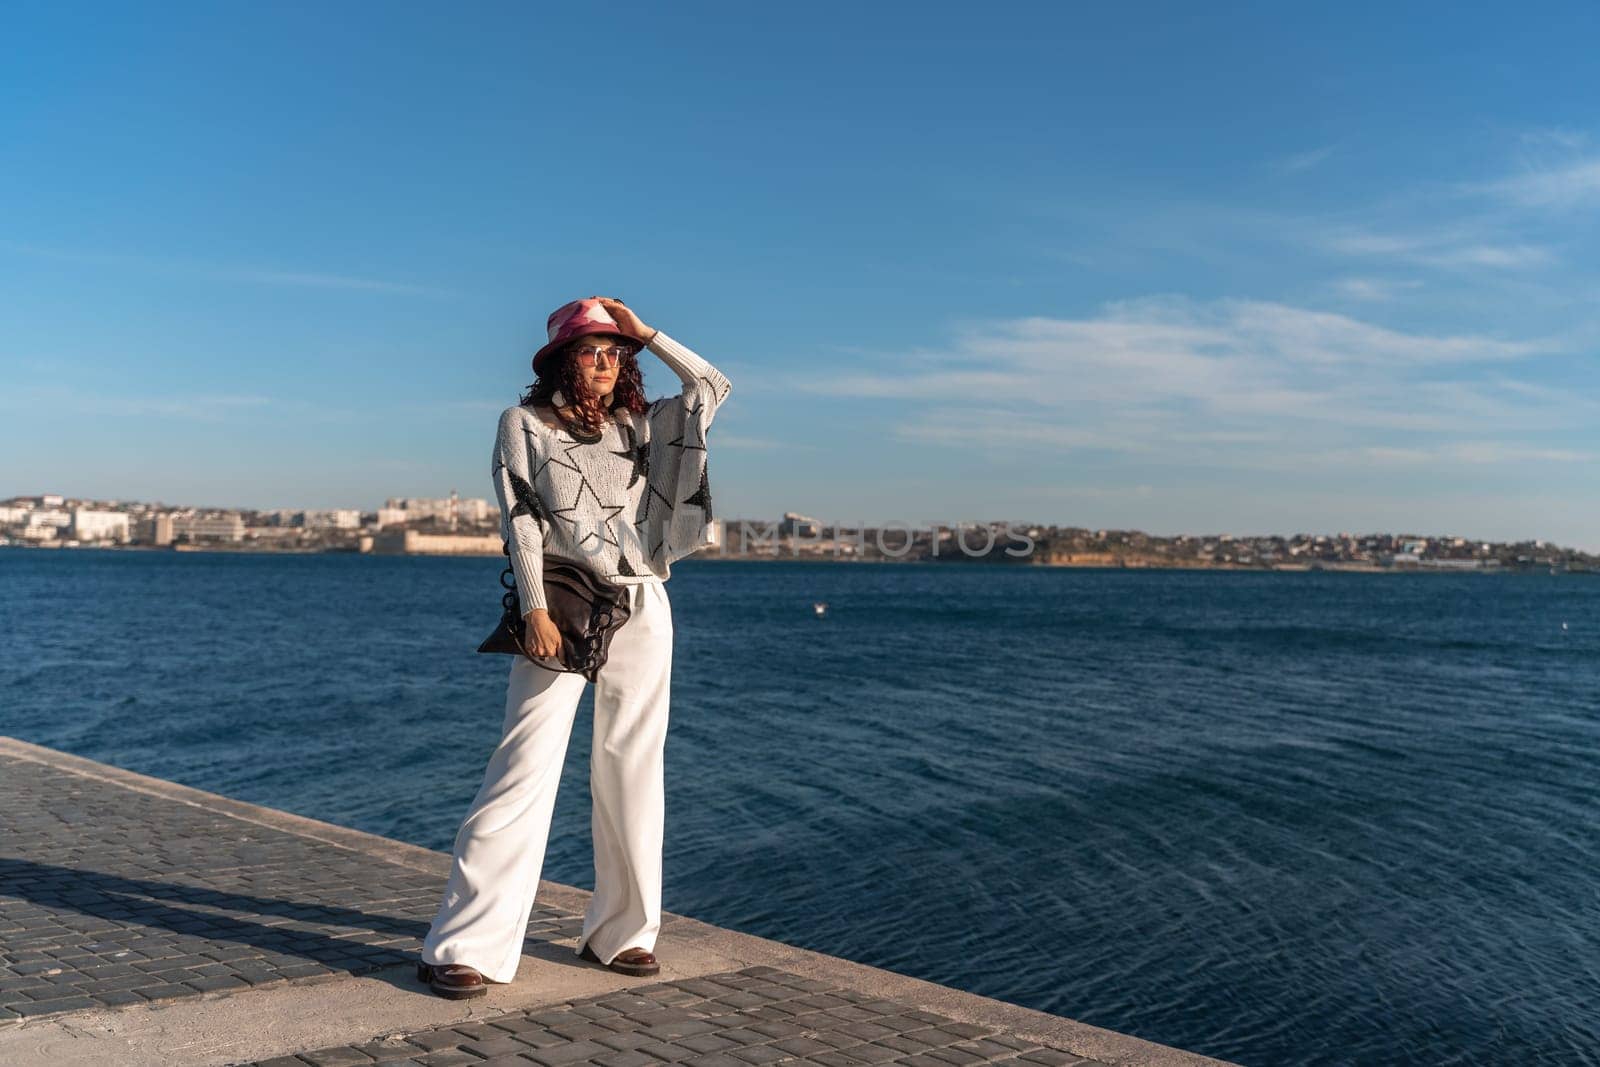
top-left (590, 296), bottom-right (733, 423)
top-left (642, 329), bottom-right (733, 428)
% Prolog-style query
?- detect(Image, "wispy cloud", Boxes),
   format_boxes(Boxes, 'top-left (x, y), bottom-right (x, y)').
top-left (1271, 145), bottom-right (1336, 175)
top-left (1478, 157), bottom-right (1600, 210)
top-left (0, 385), bottom-right (272, 422)
top-left (791, 298), bottom-right (1592, 472)
top-left (1322, 229), bottom-right (1555, 270)
top-left (1015, 484), bottom-right (1156, 499)
top-left (1517, 127), bottom-right (1590, 151)
top-left (1329, 277), bottom-right (1423, 302)
top-left (0, 240), bottom-right (452, 296)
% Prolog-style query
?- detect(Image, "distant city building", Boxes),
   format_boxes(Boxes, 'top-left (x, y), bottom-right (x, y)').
top-left (375, 507), bottom-right (409, 529)
top-left (382, 493), bottom-right (492, 527)
top-left (171, 512), bottom-right (246, 542)
top-left (302, 509), bottom-right (361, 530)
top-left (385, 496), bottom-right (448, 520)
top-left (27, 509), bottom-right (72, 530)
top-left (71, 509), bottom-right (130, 542)
top-left (778, 512), bottom-right (822, 537)
top-left (370, 528), bottom-right (500, 556)
top-left (141, 514), bottom-right (175, 546)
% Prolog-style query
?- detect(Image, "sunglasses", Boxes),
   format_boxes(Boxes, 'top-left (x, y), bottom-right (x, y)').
top-left (570, 342), bottom-right (637, 367)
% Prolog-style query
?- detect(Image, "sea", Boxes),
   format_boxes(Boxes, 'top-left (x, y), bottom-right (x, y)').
top-left (1, 546), bottom-right (1596, 1067)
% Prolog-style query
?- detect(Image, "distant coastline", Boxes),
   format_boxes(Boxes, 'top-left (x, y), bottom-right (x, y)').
top-left (6, 494), bottom-right (1594, 573)
top-left (3, 539), bottom-right (1590, 575)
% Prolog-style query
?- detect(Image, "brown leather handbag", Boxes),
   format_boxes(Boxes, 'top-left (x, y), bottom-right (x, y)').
top-left (477, 540), bottom-right (632, 683)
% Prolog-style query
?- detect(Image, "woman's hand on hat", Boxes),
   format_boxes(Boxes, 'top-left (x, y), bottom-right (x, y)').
top-left (593, 296), bottom-right (655, 344)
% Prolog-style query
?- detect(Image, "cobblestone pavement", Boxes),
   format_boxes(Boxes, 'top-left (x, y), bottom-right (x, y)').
top-left (0, 753), bottom-right (576, 1025)
top-left (1, 742), bottom-right (1213, 1067)
top-left (242, 966), bottom-right (1113, 1067)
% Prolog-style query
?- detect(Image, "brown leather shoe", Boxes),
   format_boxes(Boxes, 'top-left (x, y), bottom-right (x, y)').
top-left (417, 960), bottom-right (488, 999)
top-left (579, 943), bottom-right (660, 976)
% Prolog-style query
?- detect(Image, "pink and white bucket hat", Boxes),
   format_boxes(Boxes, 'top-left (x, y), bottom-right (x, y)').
top-left (532, 297), bottom-right (637, 375)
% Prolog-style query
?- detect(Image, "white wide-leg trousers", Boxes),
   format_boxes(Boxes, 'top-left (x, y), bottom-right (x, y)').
top-left (420, 577), bottom-right (673, 984)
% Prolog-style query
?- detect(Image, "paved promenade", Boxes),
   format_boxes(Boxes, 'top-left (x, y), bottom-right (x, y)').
top-left (0, 737), bottom-right (1236, 1067)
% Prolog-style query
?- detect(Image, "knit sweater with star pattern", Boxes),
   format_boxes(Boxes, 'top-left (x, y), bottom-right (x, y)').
top-left (492, 330), bottom-right (732, 613)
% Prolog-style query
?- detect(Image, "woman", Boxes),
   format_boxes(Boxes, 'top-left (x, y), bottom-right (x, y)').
top-left (416, 295), bottom-right (732, 999)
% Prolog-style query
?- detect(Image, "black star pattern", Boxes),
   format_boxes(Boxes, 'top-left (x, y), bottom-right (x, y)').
top-left (550, 474), bottom-right (626, 550)
top-left (682, 461), bottom-right (712, 521)
top-left (608, 421), bottom-right (649, 488)
top-left (497, 460), bottom-right (551, 531)
top-left (662, 395), bottom-right (709, 453)
top-left (636, 481), bottom-right (675, 525)
top-left (585, 501), bottom-right (631, 553)
top-left (558, 436), bottom-right (601, 466)
top-left (631, 492), bottom-right (671, 562)
top-left (699, 374), bottom-right (730, 405)
top-left (557, 432), bottom-right (635, 548)
top-left (529, 429), bottom-right (582, 481)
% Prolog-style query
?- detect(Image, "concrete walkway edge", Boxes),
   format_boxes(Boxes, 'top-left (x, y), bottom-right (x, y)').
top-left (0, 737), bottom-right (1236, 1067)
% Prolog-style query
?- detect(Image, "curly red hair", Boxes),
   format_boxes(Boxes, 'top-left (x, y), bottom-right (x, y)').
top-left (521, 334), bottom-right (650, 435)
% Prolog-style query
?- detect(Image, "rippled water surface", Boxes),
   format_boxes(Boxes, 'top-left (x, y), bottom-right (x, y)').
top-left (2, 547), bottom-right (1597, 1066)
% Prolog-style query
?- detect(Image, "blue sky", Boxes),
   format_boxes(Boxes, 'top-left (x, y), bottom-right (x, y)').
top-left (4, 2), bottom-right (1598, 549)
